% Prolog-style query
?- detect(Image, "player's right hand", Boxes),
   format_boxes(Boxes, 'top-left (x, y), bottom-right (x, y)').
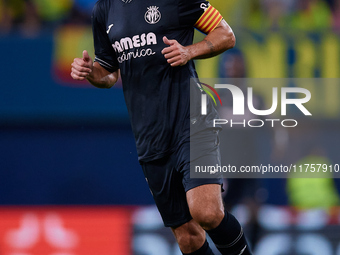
top-left (71, 50), bottom-right (93, 81)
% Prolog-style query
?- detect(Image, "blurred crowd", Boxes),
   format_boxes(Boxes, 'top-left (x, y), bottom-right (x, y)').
top-left (0, 0), bottom-right (96, 36)
top-left (244, 0), bottom-right (340, 31)
top-left (1, 0), bottom-right (340, 36)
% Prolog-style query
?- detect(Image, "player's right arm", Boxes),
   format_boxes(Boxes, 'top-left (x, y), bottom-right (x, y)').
top-left (71, 1), bottom-right (119, 89)
top-left (71, 50), bottom-right (118, 89)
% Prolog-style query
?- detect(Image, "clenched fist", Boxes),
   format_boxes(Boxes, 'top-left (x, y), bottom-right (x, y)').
top-left (71, 50), bottom-right (93, 81)
top-left (161, 36), bottom-right (191, 67)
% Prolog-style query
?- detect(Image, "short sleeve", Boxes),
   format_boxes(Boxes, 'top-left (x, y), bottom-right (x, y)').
top-left (92, 1), bottom-right (119, 73)
top-left (178, 0), bottom-right (208, 27)
top-left (179, 0), bottom-right (223, 34)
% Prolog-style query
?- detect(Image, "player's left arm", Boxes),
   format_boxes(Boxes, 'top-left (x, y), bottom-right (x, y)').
top-left (161, 20), bottom-right (235, 67)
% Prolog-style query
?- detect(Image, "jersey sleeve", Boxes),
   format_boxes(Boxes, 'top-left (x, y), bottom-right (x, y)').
top-left (178, 0), bottom-right (223, 34)
top-left (92, 1), bottom-right (119, 73)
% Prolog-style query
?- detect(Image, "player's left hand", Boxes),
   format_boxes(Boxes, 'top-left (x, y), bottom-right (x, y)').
top-left (161, 36), bottom-right (191, 67)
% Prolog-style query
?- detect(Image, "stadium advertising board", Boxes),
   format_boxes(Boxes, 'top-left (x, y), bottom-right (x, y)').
top-left (0, 206), bottom-right (339, 255)
top-left (0, 207), bottom-right (131, 255)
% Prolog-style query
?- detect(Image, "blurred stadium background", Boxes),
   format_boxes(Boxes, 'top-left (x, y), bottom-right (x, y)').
top-left (1, 0), bottom-right (340, 254)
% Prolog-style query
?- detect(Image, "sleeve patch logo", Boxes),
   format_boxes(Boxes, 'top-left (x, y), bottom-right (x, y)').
top-left (106, 24), bottom-right (114, 34)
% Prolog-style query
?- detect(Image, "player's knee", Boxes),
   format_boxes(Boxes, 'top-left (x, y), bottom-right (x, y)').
top-left (192, 208), bottom-right (224, 230)
top-left (176, 232), bottom-right (196, 249)
top-left (172, 222), bottom-right (206, 253)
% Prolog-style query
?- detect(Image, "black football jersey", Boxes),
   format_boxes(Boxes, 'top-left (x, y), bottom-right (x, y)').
top-left (92, 0), bottom-right (219, 161)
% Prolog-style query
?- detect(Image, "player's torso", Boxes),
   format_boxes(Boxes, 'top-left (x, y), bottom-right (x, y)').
top-left (96, 0), bottom-right (215, 160)
top-left (104, 0), bottom-right (182, 68)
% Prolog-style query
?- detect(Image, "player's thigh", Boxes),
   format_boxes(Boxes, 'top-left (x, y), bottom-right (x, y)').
top-left (179, 128), bottom-right (224, 192)
top-left (186, 184), bottom-right (224, 230)
top-left (180, 128), bottom-right (225, 229)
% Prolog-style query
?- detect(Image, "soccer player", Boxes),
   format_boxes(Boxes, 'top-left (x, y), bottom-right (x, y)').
top-left (71, 0), bottom-right (252, 254)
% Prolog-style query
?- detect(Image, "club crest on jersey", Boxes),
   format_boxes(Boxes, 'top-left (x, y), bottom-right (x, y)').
top-left (145, 6), bottom-right (161, 24)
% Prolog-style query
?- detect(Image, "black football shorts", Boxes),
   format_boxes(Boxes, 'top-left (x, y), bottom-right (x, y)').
top-left (140, 128), bottom-right (223, 228)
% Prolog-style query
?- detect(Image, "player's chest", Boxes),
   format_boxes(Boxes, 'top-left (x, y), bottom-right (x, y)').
top-left (106, 0), bottom-right (178, 43)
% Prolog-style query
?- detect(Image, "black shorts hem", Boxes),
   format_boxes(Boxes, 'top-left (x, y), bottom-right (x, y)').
top-left (184, 178), bottom-right (223, 193)
top-left (164, 215), bottom-right (193, 228)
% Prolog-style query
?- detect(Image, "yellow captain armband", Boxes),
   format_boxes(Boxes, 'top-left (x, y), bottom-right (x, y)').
top-left (194, 5), bottom-right (223, 34)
